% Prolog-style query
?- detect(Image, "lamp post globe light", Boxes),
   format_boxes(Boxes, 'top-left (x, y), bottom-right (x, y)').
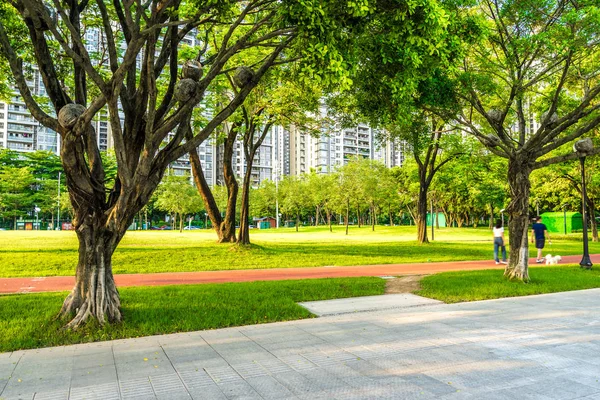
top-left (574, 138), bottom-right (593, 269)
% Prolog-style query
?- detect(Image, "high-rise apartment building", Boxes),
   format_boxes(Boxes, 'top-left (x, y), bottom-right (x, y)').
top-left (0, 70), bottom-right (60, 153)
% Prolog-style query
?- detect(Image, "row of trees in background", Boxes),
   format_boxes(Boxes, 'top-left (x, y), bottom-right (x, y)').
top-left (3, 144), bottom-right (600, 242)
top-left (0, 150), bottom-right (65, 229)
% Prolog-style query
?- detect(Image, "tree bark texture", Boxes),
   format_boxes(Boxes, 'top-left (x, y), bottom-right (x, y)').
top-left (189, 134), bottom-right (237, 243)
top-left (504, 157), bottom-right (533, 281)
top-left (346, 200), bottom-right (350, 235)
top-left (60, 221), bottom-right (122, 329)
top-left (590, 205), bottom-right (598, 242)
top-left (417, 186), bottom-right (429, 243)
top-left (237, 119), bottom-right (271, 245)
top-left (371, 204), bottom-right (375, 231)
top-left (237, 166), bottom-right (253, 245)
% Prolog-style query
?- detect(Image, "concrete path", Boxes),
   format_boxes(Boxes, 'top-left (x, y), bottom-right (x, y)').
top-left (2, 289), bottom-right (600, 399)
top-left (299, 294), bottom-right (442, 316)
top-left (2, 254), bottom-right (598, 294)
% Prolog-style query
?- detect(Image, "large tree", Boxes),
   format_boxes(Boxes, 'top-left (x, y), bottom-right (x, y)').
top-left (327, 0), bottom-right (477, 242)
top-left (0, 0), bottom-right (357, 327)
top-left (453, 0), bottom-right (600, 280)
top-left (235, 75), bottom-right (320, 244)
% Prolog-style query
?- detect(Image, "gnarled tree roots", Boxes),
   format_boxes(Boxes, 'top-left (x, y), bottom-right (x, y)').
top-left (60, 282), bottom-right (121, 329)
top-left (504, 267), bottom-right (530, 282)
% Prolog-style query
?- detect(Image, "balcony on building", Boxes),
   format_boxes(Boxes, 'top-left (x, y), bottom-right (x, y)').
top-left (7, 104), bottom-right (29, 114)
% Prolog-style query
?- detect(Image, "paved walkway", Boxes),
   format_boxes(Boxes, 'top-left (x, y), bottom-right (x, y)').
top-left (1, 254), bottom-right (597, 294)
top-left (2, 289), bottom-right (600, 399)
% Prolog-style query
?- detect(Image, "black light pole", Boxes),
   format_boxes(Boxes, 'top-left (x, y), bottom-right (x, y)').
top-left (575, 139), bottom-right (593, 269)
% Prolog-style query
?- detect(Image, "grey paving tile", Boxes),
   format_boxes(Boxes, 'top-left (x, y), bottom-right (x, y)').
top-left (215, 382), bottom-right (263, 400)
top-left (149, 373), bottom-right (191, 399)
top-left (119, 377), bottom-right (155, 399)
top-left (186, 384), bottom-right (228, 400)
top-left (69, 382), bottom-right (120, 400)
top-left (30, 390), bottom-right (69, 400)
top-left (245, 375), bottom-right (295, 399)
top-left (70, 365), bottom-right (117, 388)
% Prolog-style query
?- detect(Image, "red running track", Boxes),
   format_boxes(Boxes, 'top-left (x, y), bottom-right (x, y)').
top-left (1, 254), bottom-right (597, 294)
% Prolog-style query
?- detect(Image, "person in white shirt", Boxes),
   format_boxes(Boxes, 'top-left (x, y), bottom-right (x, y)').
top-left (493, 220), bottom-right (507, 265)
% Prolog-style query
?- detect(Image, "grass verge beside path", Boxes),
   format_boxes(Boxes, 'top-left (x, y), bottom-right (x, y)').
top-left (0, 277), bottom-right (384, 352)
top-left (417, 265), bottom-right (600, 303)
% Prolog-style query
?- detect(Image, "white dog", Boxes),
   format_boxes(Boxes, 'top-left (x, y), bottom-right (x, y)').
top-left (545, 254), bottom-right (562, 265)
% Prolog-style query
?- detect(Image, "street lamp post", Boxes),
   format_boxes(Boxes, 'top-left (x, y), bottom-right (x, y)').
top-left (574, 138), bottom-right (593, 269)
top-left (275, 164), bottom-right (280, 229)
top-left (34, 206), bottom-right (40, 230)
top-left (56, 172), bottom-right (61, 230)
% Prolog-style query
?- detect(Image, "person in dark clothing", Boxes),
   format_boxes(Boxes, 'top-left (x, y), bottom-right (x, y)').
top-left (531, 216), bottom-right (550, 263)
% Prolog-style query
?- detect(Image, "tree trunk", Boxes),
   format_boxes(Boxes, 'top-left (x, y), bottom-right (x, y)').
top-left (357, 204), bottom-right (361, 228)
top-left (13, 215), bottom-right (16, 231)
top-left (189, 142), bottom-right (237, 243)
top-left (346, 199), bottom-right (350, 235)
top-left (327, 210), bottom-right (332, 232)
top-left (371, 203), bottom-right (375, 232)
top-left (489, 203), bottom-right (494, 229)
top-left (389, 205), bottom-right (393, 227)
top-left (315, 205), bottom-right (320, 226)
top-left (504, 157), bottom-right (533, 281)
top-left (179, 213), bottom-right (183, 232)
top-left (591, 208), bottom-right (598, 242)
top-left (237, 168), bottom-right (252, 245)
top-left (60, 222), bottom-right (122, 329)
top-left (587, 198), bottom-right (598, 242)
top-left (417, 186), bottom-right (428, 243)
top-left (296, 211), bottom-right (299, 232)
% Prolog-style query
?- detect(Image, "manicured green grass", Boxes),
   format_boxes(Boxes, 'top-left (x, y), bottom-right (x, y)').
top-left (1, 226), bottom-right (598, 277)
top-left (0, 277), bottom-right (384, 352)
top-left (417, 265), bottom-right (600, 303)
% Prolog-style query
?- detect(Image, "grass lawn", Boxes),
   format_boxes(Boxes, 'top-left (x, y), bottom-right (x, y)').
top-left (0, 277), bottom-right (384, 352)
top-left (417, 265), bottom-right (600, 303)
top-left (1, 226), bottom-right (598, 278)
